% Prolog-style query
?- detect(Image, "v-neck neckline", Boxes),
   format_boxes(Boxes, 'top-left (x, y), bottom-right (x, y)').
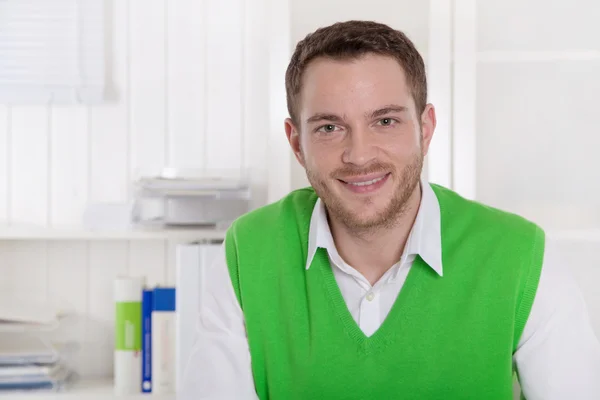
top-left (314, 247), bottom-right (428, 353)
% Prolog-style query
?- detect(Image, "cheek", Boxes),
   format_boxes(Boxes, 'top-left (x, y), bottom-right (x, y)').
top-left (379, 140), bottom-right (417, 163)
top-left (303, 141), bottom-right (341, 172)
top-left (385, 129), bottom-right (422, 158)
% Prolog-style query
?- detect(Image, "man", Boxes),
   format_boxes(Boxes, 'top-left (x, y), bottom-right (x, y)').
top-left (182, 21), bottom-right (600, 399)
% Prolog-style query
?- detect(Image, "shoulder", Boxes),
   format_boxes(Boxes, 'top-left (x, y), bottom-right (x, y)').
top-left (223, 187), bottom-right (317, 304)
top-left (228, 187), bottom-right (318, 237)
top-left (430, 183), bottom-right (544, 242)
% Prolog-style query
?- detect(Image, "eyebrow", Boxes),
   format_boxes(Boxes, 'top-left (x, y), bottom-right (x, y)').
top-left (367, 105), bottom-right (408, 119)
top-left (306, 113), bottom-right (345, 124)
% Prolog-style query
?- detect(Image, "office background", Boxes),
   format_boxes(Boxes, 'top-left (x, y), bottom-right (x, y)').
top-left (0, 0), bottom-right (598, 394)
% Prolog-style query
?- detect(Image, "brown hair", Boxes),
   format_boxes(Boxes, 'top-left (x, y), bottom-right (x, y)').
top-left (285, 20), bottom-right (427, 126)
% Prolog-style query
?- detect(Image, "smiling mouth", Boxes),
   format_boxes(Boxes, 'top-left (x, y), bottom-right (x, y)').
top-left (342, 175), bottom-right (387, 186)
top-left (338, 173), bottom-right (391, 193)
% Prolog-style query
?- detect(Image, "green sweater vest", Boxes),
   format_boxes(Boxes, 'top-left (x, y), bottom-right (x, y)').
top-left (225, 184), bottom-right (545, 400)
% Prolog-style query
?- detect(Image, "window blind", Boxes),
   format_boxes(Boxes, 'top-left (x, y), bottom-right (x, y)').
top-left (0, 0), bottom-right (104, 104)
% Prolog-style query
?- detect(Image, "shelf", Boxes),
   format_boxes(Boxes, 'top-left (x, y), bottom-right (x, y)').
top-left (0, 224), bottom-right (226, 241)
top-left (8, 379), bottom-right (173, 399)
top-left (477, 50), bottom-right (600, 63)
top-left (2, 225), bottom-right (597, 243)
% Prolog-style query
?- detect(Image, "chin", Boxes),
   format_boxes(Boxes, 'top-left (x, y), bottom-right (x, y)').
top-left (337, 197), bottom-right (395, 229)
top-left (343, 188), bottom-right (393, 209)
top-left (349, 213), bottom-right (385, 229)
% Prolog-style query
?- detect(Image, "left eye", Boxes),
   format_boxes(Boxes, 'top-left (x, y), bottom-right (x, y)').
top-left (378, 118), bottom-right (396, 126)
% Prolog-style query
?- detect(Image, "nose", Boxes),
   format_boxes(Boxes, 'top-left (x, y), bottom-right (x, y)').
top-left (341, 128), bottom-right (377, 166)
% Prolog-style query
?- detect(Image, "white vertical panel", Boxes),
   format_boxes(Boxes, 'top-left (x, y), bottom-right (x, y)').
top-left (205, 0), bottom-right (243, 171)
top-left (267, 0), bottom-right (292, 203)
top-left (243, 0), bottom-right (269, 208)
top-left (46, 241), bottom-right (88, 372)
top-left (477, 0), bottom-right (600, 52)
top-left (130, 0), bottom-right (166, 174)
top-left (90, 0), bottom-right (128, 202)
top-left (10, 107), bottom-right (48, 225)
top-left (166, 239), bottom-right (180, 286)
top-left (0, 241), bottom-right (47, 302)
top-left (426, 0), bottom-right (452, 188)
top-left (129, 240), bottom-right (166, 287)
top-left (0, 106), bottom-right (7, 222)
top-left (50, 107), bottom-right (89, 226)
top-left (86, 241), bottom-right (128, 377)
top-left (452, 0), bottom-right (477, 199)
top-left (167, 0), bottom-right (206, 169)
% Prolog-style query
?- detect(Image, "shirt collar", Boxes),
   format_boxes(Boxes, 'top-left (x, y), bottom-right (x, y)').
top-left (305, 178), bottom-right (443, 277)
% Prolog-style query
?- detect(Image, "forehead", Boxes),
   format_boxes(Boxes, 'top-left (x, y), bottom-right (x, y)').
top-left (299, 54), bottom-right (412, 119)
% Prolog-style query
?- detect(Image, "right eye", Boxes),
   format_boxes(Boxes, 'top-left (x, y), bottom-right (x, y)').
top-left (316, 124), bottom-right (340, 134)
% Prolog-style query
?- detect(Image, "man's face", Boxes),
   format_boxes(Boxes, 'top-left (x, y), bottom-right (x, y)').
top-left (285, 54), bottom-right (436, 232)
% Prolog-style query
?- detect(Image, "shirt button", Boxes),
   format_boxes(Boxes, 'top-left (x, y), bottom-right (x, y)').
top-left (366, 292), bottom-right (375, 302)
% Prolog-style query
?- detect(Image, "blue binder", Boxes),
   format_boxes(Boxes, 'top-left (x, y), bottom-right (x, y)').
top-left (141, 289), bottom-right (153, 393)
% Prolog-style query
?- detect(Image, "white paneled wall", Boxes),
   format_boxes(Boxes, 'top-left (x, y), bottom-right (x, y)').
top-left (0, 0), bottom-right (281, 378)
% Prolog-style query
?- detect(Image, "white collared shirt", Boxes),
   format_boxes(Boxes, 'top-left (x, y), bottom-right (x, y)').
top-left (181, 181), bottom-right (600, 400)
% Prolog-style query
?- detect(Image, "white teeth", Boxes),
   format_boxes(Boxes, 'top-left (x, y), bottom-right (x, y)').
top-left (348, 176), bottom-right (385, 186)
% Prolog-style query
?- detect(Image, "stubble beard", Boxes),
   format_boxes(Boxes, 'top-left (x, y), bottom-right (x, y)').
top-left (305, 150), bottom-right (424, 235)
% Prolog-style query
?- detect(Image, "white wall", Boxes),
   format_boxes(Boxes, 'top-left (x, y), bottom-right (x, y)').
top-left (288, 0), bottom-right (431, 190)
top-left (0, 0), bottom-right (276, 378)
top-left (471, 0), bottom-right (600, 339)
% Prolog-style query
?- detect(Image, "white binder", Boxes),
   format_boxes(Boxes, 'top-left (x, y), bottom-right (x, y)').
top-left (175, 240), bottom-right (223, 393)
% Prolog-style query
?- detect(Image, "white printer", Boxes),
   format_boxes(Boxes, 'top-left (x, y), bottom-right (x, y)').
top-left (131, 168), bottom-right (250, 229)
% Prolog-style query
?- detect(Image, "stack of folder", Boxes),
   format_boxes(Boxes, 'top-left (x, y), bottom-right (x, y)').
top-left (0, 334), bottom-right (72, 391)
top-left (0, 295), bottom-right (75, 392)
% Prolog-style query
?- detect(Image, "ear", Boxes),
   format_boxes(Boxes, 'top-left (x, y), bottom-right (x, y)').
top-left (285, 118), bottom-right (305, 167)
top-left (420, 104), bottom-right (436, 156)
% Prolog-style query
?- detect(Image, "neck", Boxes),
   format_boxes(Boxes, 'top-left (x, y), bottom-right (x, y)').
top-left (328, 184), bottom-right (422, 285)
